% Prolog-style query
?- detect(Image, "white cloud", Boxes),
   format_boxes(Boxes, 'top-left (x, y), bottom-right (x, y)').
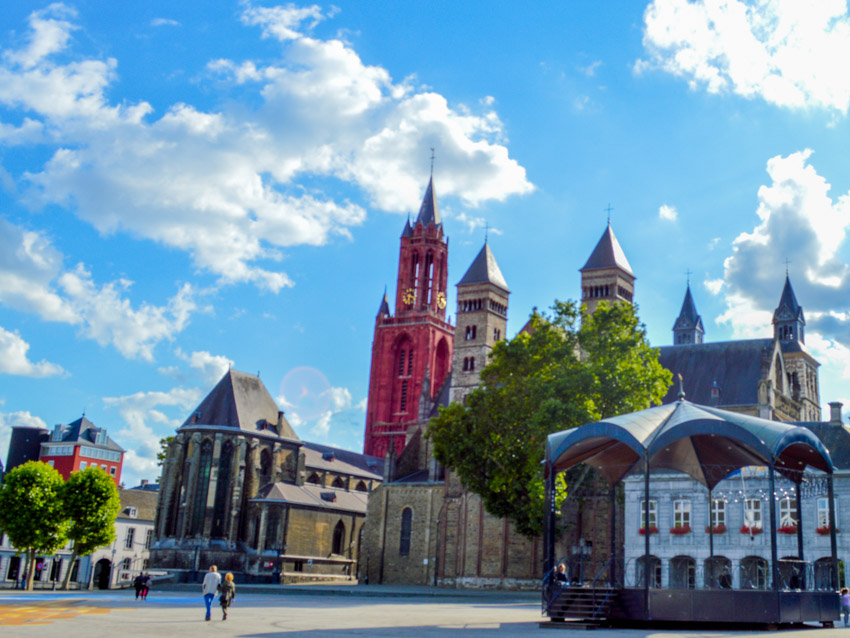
top-left (0, 3), bottom-right (532, 293)
top-left (151, 18), bottom-right (180, 27)
top-left (714, 150), bottom-right (850, 367)
top-left (175, 348), bottom-right (234, 385)
top-left (0, 216), bottom-right (198, 361)
top-left (578, 60), bottom-right (603, 77)
top-left (0, 325), bottom-right (65, 377)
top-left (0, 410), bottom-right (47, 463)
top-left (103, 386), bottom-right (203, 484)
top-left (659, 203), bottom-right (678, 221)
top-left (639, 0), bottom-right (850, 115)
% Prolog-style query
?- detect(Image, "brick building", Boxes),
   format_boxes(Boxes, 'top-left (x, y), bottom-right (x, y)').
top-left (151, 368), bottom-right (382, 583)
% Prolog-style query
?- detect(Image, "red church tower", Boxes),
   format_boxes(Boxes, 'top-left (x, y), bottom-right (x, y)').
top-left (363, 177), bottom-right (454, 457)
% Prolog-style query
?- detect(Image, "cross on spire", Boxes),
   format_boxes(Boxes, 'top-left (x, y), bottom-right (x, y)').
top-left (605, 203), bottom-right (614, 225)
top-left (784, 257), bottom-right (791, 276)
top-left (686, 268), bottom-right (692, 286)
top-left (485, 221), bottom-right (489, 244)
top-left (430, 147), bottom-right (435, 176)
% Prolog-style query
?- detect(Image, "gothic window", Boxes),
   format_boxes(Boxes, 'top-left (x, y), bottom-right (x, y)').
top-left (400, 380), bottom-right (408, 412)
top-left (190, 440), bottom-right (213, 535)
top-left (399, 507), bottom-right (412, 556)
top-left (398, 350), bottom-right (406, 375)
top-left (307, 473), bottom-right (320, 485)
top-left (469, 357), bottom-right (475, 371)
top-left (332, 520), bottom-right (346, 555)
top-left (211, 441), bottom-right (233, 538)
top-left (260, 449), bottom-right (272, 482)
top-left (407, 349), bottom-right (413, 375)
top-left (332, 476), bottom-right (344, 489)
top-left (425, 252), bottom-right (434, 305)
top-left (411, 253), bottom-right (420, 304)
top-left (494, 328), bottom-right (501, 341)
top-left (774, 355), bottom-right (784, 392)
top-left (355, 480), bottom-right (368, 492)
top-left (265, 511), bottom-right (279, 550)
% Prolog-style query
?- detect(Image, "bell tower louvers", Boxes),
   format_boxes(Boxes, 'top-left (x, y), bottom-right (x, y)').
top-left (363, 177), bottom-right (454, 458)
top-left (580, 223), bottom-right (635, 314)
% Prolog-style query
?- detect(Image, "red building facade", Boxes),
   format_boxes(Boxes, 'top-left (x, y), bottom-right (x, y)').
top-left (363, 177), bottom-right (454, 457)
top-left (37, 417), bottom-right (124, 485)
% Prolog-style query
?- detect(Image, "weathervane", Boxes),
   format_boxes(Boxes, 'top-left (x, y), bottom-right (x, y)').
top-left (686, 268), bottom-right (692, 287)
top-left (430, 147), bottom-right (435, 176)
top-left (784, 257), bottom-right (791, 276)
top-left (605, 203), bottom-right (614, 225)
top-left (485, 221), bottom-right (489, 244)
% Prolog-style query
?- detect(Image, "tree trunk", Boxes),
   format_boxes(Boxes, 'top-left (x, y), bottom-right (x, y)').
top-left (61, 551), bottom-right (79, 591)
top-left (25, 548), bottom-right (36, 591)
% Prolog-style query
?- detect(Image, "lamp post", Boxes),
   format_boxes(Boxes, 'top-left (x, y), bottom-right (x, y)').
top-left (571, 538), bottom-right (592, 585)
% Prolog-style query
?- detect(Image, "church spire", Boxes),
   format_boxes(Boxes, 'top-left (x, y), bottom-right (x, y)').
top-left (580, 222), bottom-right (635, 314)
top-left (673, 284), bottom-right (704, 345)
top-left (457, 242), bottom-right (509, 292)
top-left (414, 176), bottom-right (440, 228)
top-left (773, 274), bottom-right (805, 343)
top-left (377, 288), bottom-right (391, 318)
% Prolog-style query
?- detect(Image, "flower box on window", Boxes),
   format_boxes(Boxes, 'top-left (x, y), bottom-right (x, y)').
top-left (816, 525), bottom-right (840, 535)
top-left (669, 524), bottom-right (691, 535)
top-left (778, 524), bottom-right (798, 535)
top-left (638, 526), bottom-right (658, 535)
top-left (740, 525), bottom-right (763, 535)
top-left (705, 524), bottom-right (727, 534)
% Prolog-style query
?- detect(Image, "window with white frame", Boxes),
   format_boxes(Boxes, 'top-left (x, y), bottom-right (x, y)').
top-left (640, 500), bottom-right (657, 529)
top-left (779, 497), bottom-right (797, 527)
top-left (125, 527), bottom-right (135, 549)
top-left (744, 499), bottom-right (762, 529)
top-left (79, 461), bottom-right (87, 470)
top-left (711, 499), bottom-right (726, 528)
top-left (673, 499), bottom-right (691, 528)
top-left (145, 529), bottom-right (153, 549)
top-left (817, 498), bottom-right (839, 529)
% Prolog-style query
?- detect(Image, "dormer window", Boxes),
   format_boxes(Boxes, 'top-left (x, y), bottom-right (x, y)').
top-left (322, 452), bottom-right (335, 462)
top-left (127, 507), bottom-right (138, 518)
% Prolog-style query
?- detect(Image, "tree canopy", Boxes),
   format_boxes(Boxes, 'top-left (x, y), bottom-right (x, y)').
top-left (0, 461), bottom-right (68, 590)
top-left (60, 466), bottom-right (121, 590)
top-left (427, 300), bottom-right (672, 538)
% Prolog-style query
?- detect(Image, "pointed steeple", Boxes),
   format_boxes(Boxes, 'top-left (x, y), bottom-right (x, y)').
top-left (773, 275), bottom-right (805, 343)
top-left (400, 214), bottom-right (413, 238)
top-left (414, 176), bottom-right (440, 228)
top-left (377, 289), bottom-right (391, 318)
top-left (673, 284), bottom-right (705, 344)
top-left (580, 223), bottom-right (633, 276)
top-left (457, 242), bottom-right (509, 292)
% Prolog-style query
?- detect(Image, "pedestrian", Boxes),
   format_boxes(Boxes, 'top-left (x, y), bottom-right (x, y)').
top-left (140, 572), bottom-right (151, 600)
top-left (202, 565), bottom-right (222, 621)
top-left (841, 587), bottom-right (850, 627)
top-left (218, 572), bottom-right (236, 621)
top-left (133, 573), bottom-right (144, 600)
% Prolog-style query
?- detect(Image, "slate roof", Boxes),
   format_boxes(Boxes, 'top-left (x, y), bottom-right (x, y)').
top-left (658, 339), bottom-right (775, 407)
top-left (253, 481), bottom-right (369, 514)
top-left (118, 488), bottom-right (158, 522)
top-left (580, 224), bottom-right (634, 276)
top-left (773, 275), bottom-right (805, 324)
top-left (797, 422), bottom-right (850, 470)
top-left (53, 417), bottom-right (124, 452)
top-left (401, 216), bottom-right (413, 238)
top-left (415, 177), bottom-right (441, 227)
top-left (673, 285), bottom-right (704, 332)
top-left (377, 290), bottom-right (391, 317)
top-left (301, 441), bottom-right (382, 480)
top-left (393, 469), bottom-right (430, 484)
top-left (457, 242), bottom-right (509, 292)
top-left (181, 369), bottom-right (299, 440)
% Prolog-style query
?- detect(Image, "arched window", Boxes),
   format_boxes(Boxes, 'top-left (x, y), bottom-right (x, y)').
top-left (636, 555), bottom-right (661, 588)
top-left (775, 354), bottom-right (784, 392)
top-left (307, 473), bottom-right (321, 485)
top-left (332, 476), bottom-right (344, 489)
top-left (355, 480), bottom-right (368, 492)
top-left (670, 555), bottom-right (695, 589)
top-left (399, 507), bottom-right (412, 556)
top-left (704, 556), bottom-right (732, 589)
top-left (211, 441), bottom-right (233, 538)
top-left (394, 339), bottom-right (413, 414)
top-left (332, 520), bottom-right (346, 555)
top-left (740, 555), bottom-right (769, 590)
top-left (260, 448), bottom-right (272, 481)
top-left (190, 440), bottom-right (213, 535)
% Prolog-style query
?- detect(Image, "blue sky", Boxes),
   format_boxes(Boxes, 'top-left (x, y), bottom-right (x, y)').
top-left (3, 1), bottom-right (850, 487)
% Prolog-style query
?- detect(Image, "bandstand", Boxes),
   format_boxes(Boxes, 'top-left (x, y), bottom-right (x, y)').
top-left (543, 398), bottom-right (840, 627)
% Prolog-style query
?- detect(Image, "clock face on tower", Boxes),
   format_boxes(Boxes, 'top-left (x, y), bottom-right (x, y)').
top-left (436, 292), bottom-right (447, 309)
top-left (402, 288), bottom-right (416, 305)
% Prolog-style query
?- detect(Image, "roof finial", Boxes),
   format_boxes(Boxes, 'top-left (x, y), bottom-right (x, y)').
top-left (605, 203), bottom-right (614, 225)
top-left (485, 221), bottom-right (489, 244)
top-left (677, 373), bottom-right (686, 401)
top-left (686, 268), bottom-right (692, 287)
top-left (430, 147), bottom-right (435, 177)
top-left (784, 257), bottom-right (791, 276)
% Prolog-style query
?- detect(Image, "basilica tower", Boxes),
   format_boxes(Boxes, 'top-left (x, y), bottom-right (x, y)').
top-left (363, 177), bottom-right (454, 457)
top-left (580, 223), bottom-right (634, 314)
top-left (449, 241), bottom-right (509, 405)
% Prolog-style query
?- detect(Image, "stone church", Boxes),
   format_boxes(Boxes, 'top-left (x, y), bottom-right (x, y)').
top-left (150, 369), bottom-right (383, 583)
top-left (359, 179), bottom-right (822, 589)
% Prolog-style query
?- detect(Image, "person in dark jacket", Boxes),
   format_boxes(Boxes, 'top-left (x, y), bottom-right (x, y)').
top-left (133, 574), bottom-right (144, 600)
top-left (218, 572), bottom-right (236, 621)
top-left (140, 572), bottom-right (151, 600)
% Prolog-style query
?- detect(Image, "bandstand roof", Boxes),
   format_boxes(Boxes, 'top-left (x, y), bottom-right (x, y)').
top-left (546, 400), bottom-right (833, 489)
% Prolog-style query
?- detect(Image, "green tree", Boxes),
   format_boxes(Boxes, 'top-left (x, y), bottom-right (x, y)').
top-left (157, 436), bottom-right (174, 469)
top-left (60, 466), bottom-right (121, 590)
top-left (0, 462), bottom-right (68, 590)
top-left (427, 300), bottom-right (671, 538)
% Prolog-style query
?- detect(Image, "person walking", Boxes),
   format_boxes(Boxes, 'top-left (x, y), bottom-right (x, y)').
top-left (140, 572), bottom-right (151, 600)
top-left (133, 573), bottom-right (144, 600)
top-left (841, 587), bottom-right (850, 627)
top-left (218, 572), bottom-right (236, 621)
top-left (202, 565), bottom-right (222, 621)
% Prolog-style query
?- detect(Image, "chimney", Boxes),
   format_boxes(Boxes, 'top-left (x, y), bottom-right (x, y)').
top-left (829, 401), bottom-right (843, 426)
top-left (277, 411), bottom-right (284, 427)
top-left (140, 479), bottom-right (149, 487)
